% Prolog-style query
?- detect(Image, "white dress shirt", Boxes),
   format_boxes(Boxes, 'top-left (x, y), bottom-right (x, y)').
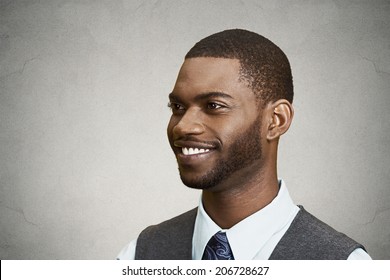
top-left (117, 180), bottom-right (371, 260)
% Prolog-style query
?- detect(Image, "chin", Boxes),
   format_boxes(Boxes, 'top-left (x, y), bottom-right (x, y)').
top-left (179, 171), bottom-right (224, 190)
top-left (180, 175), bottom-right (206, 189)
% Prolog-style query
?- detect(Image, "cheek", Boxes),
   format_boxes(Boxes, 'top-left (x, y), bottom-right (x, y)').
top-left (167, 117), bottom-right (176, 141)
top-left (216, 124), bottom-right (242, 147)
top-left (219, 116), bottom-right (260, 146)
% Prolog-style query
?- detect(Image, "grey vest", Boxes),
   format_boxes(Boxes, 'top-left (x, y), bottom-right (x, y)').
top-left (135, 206), bottom-right (365, 260)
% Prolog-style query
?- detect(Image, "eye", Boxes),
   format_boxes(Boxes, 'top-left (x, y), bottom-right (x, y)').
top-left (207, 102), bottom-right (222, 110)
top-left (168, 102), bottom-right (185, 113)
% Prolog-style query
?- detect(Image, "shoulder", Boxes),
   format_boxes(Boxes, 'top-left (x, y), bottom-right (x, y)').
top-left (139, 207), bottom-right (198, 239)
top-left (270, 206), bottom-right (366, 259)
top-left (135, 208), bottom-right (197, 260)
top-left (296, 206), bottom-right (362, 248)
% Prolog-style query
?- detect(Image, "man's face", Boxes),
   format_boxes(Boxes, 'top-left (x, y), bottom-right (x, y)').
top-left (167, 57), bottom-right (264, 191)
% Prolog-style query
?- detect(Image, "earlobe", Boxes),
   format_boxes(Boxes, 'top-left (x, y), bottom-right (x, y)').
top-left (266, 99), bottom-right (294, 141)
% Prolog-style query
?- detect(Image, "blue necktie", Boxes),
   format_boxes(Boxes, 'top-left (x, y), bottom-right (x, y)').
top-left (202, 231), bottom-right (235, 260)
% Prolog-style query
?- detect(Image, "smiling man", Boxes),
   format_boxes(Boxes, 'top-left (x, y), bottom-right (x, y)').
top-left (117, 29), bottom-right (370, 260)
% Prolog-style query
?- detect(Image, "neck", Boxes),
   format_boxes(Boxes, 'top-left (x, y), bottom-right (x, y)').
top-left (201, 164), bottom-right (279, 229)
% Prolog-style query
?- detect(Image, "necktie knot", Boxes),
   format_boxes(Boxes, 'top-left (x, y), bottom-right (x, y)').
top-left (202, 231), bottom-right (235, 260)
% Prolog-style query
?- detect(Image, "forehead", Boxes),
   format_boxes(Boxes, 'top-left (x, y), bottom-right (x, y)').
top-left (173, 57), bottom-right (250, 96)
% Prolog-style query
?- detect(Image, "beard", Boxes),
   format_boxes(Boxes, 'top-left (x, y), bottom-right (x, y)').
top-left (179, 115), bottom-right (263, 190)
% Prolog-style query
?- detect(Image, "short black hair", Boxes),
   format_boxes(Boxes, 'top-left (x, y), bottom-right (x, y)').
top-left (185, 29), bottom-right (293, 105)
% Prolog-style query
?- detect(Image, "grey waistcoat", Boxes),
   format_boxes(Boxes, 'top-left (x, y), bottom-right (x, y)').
top-left (135, 206), bottom-right (365, 260)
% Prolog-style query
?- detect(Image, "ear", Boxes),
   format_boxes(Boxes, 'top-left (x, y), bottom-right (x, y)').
top-left (266, 99), bottom-right (294, 141)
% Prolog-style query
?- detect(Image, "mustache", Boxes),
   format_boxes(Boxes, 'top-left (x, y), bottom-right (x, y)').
top-left (174, 136), bottom-right (221, 148)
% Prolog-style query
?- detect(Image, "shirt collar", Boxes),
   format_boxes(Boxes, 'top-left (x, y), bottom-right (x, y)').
top-left (192, 179), bottom-right (298, 260)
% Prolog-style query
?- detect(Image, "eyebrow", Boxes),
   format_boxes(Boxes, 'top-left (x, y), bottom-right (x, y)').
top-left (169, 91), bottom-right (234, 102)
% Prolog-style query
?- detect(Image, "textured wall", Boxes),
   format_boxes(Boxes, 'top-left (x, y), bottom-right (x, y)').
top-left (0, 0), bottom-right (389, 259)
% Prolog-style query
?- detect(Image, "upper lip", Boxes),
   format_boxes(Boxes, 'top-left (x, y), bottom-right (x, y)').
top-left (173, 140), bottom-right (217, 150)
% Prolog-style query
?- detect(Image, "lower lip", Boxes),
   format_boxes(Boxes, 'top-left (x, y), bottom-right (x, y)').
top-left (176, 150), bottom-right (214, 165)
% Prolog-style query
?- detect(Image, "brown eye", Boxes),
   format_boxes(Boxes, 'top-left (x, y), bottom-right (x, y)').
top-left (207, 102), bottom-right (222, 109)
top-left (168, 102), bottom-right (185, 113)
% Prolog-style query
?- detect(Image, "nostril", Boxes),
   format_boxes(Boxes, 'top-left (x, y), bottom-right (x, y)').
top-left (173, 119), bottom-right (204, 136)
top-left (171, 108), bottom-right (205, 136)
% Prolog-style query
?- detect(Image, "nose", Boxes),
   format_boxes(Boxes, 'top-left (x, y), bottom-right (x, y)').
top-left (172, 108), bottom-right (205, 138)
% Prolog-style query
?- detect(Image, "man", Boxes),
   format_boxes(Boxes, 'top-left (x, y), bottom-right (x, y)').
top-left (117, 29), bottom-right (370, 260)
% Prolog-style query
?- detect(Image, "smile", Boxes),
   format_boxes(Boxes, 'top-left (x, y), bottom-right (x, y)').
top-left (182, 147), bottom-right (210, 156)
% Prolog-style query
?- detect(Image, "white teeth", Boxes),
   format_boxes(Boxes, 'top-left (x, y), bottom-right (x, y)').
top-left (182, 147), bottom-right (210, 155)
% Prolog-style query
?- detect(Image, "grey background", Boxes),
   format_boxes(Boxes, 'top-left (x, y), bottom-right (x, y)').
top-left (0, 0), bottom-right (389, 260)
